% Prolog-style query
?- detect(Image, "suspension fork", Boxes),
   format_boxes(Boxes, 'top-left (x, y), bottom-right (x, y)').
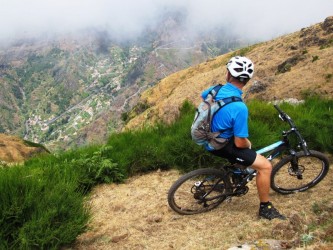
top-left (289, 149), bottom-right (303, 179)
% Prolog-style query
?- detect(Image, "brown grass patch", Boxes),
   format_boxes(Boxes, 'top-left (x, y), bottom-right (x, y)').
top-left (0, 133), bottom-right (48, 163)
top-left (71, 164), bottom-right (333, 249)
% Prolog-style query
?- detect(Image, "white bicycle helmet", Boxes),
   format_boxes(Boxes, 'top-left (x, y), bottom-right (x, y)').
top-left (226, 56), bottom-right (254, 81)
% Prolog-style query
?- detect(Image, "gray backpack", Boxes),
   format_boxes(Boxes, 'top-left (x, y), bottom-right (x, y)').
top-left (191, 84), bottom-right (242, 150)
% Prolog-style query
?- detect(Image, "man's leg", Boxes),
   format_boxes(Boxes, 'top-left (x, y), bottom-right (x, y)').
top-left (251, 154), bottom-right (272, 202)
top-left (210, 145), bottom-right (285, 220)
top-left (251, 154), bottom-right (286, 220)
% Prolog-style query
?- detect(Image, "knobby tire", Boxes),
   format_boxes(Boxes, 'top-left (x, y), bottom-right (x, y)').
top-left (167, 168), bottom-right (231, 215)
top-left (271, 150), bottom-right (329, 194)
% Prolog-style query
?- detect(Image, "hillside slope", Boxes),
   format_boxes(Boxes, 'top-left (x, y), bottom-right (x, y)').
top-left (0, 133), bottom-right (48, 163)
top-left (124, 16), bottom-right (333, 130)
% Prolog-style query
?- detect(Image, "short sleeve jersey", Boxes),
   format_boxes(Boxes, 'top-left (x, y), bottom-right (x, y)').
top-left (201, 83), bottom-right (249, 139)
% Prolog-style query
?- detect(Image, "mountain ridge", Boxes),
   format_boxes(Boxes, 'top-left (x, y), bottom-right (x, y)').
top-left (124, 16), bottom-right (333, 130)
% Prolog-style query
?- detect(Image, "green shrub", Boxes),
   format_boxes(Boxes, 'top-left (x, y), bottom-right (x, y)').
top-left (68, 145), bottom-right (126, 192)
top-left (325, 73), bottom-right (332, 82)
top-left (16, 182), bottom-right (88, 249)
top-left (248, 97), bottom-right (333, 153)
top-left (0, 144), bottom-right (126, 249)
top-left (107, 128), bottom-right (165, 174)
top-left (0, 165), bottom-right (89, 249)
top-left (312, 55), bottom-right (319, 62)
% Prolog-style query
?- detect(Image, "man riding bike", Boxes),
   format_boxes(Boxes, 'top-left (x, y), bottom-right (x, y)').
top-left (201, 56), bottom-right (286, 220)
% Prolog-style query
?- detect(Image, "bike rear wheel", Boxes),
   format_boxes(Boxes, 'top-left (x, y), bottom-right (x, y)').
top-left (167, 168), bottom-right (231, 215)
top-left (271, 150), bottom-right (329, 194)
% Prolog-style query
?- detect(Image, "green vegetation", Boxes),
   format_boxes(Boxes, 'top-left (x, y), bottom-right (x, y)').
top-left (0, 146), bottom-right (124, 249)
top-left (325, 73), bottom-right (333, 82)
top-left (1, 42), bottom-right (147, 149)
top-left (319, 39), bottom-right (333, 50)
top-left (121, 101), bottom-right (151, 123)
top-left (310, 200), bottom-right (333, 243)
top-left (1, 97), bottom-right (333, 248)
top-left (231, 44), bottom-right (258, 57)
top-left (312, 55), bottom-right (319, 62)
top-left (276, 54), bottom-right (305, 74)
top-left (249, 97), bottom-right (333, 153)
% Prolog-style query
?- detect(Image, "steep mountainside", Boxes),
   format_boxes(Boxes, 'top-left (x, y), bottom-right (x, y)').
top-left (0, 11), bottom-right (248, 151)
top-left (124, 16), bottom-right (333, 130)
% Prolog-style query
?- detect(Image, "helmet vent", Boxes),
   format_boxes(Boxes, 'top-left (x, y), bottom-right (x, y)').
top-left (226, 56), bottom-right (254, 79)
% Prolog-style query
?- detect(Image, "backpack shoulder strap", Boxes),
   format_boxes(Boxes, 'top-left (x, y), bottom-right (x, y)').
top-left (208, 84), bottom-right (224, 98)
top-left (213, 96), bottom-right (243, 133)
top-left (216, 96), bottom-right (242, 108)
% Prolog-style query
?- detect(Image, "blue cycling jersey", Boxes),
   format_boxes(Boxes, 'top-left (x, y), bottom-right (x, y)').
top-left (201, 83), bottom-right (249, 140)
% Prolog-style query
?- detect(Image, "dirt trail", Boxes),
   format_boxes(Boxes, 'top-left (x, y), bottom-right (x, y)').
top-left (72, 168), bottom-right (333, 250)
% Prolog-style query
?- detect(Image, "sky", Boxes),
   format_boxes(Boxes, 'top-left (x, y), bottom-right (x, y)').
top-left (1, 0), bottom-right (333, 44)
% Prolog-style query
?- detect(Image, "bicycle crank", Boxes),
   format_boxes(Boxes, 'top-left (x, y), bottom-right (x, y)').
top-left (234, 186), bottom-right (249, 196)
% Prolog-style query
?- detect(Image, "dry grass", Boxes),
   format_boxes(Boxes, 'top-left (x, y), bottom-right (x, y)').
top-left (72, 163), bottom-right (333, 250)
top-left (0, 133), bottom-right (47, 163)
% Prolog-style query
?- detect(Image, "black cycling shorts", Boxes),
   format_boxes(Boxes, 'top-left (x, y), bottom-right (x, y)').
top-left (210, 138), bottom-right (257, 167)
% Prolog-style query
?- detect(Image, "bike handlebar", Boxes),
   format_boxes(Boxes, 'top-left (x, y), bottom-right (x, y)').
top-left (274, 104), bottom-right (295, 127)
top-left (274, 104), bottom-right (310, 155)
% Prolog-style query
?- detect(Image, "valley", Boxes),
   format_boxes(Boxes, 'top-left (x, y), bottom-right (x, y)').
top-left (0, 16), bottom-right (248, 151)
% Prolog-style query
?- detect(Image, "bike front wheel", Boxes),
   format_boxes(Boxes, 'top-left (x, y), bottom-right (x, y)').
top-left (167, 168), bottom-right (231, 215)
top-left (271, 150), bottom-right (329, 194)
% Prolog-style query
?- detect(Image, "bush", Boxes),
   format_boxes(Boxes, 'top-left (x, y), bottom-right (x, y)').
top-left (248, 97), bottom-right (333, 154)
top-left (0, 144), bottom-right (126, 249)
top-left (0, 165), bottom-right (89, 249)
top-left (68, 145), bottom-right (126, 193)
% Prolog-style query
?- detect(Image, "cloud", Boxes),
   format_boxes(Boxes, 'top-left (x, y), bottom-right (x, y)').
top-left (1, 0), bottom-right (332, 43)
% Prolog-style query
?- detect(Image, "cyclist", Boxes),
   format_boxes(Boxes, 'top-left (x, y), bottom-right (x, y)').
top-left (201, 56), bottom-right (286, 220)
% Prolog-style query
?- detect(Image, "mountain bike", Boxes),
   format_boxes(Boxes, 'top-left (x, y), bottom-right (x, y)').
top-left (167, 105), bottom-right (330, 215)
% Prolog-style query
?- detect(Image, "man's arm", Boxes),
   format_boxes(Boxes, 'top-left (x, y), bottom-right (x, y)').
top-left (234, 136), bottom-right (251, 149)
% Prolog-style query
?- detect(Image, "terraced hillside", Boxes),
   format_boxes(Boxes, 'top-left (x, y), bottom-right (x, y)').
top-left (0, 13), bottom-right (247, 151)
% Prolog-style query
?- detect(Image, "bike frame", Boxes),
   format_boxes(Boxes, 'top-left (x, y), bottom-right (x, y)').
top-left (242, 137), bottom-right (290, 176)
top-left (219, 139), bottom-right (292, 200)
top-left (228, 104), bottom-right (311, 189)
top-left (256, 140), bottom-right (286, 161)
top-left (241, 133), bottom-right (302, 180)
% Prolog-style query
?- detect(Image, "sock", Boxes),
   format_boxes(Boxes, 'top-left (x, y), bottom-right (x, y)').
top-left (260, 201), bottom-right (270, 208)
